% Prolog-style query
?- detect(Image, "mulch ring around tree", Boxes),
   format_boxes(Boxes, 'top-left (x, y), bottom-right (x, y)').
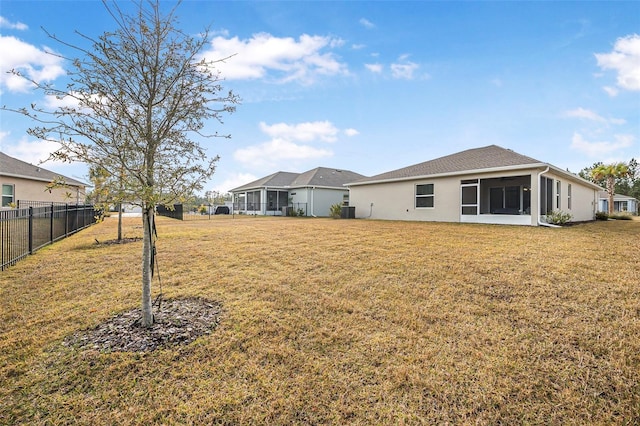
top-left (63, 297), bottom-right (222, 353)
top-left (95, 237), bottom-right (142, 245)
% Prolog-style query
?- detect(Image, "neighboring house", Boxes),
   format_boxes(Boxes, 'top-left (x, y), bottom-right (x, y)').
top-left (231, 167), bottom-right (366, 217)
top-left (1, 152), bottom-right (86, 208)
top-left (597, 191), bottom-right (639, 215)
top-left (346, 145), bottom-right (601, 226)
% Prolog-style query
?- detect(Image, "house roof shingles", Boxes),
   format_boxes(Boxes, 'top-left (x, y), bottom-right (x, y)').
top-left (232, 171), bottom-right (300, 192)
top-left (0, 152), bottom-right (85, 187)
top-left (291, 167), bottom-right (365, 187)
top-left (350, 145), bottom-right (545, 185)
top-left (231, 167), bottom-right (366, 192)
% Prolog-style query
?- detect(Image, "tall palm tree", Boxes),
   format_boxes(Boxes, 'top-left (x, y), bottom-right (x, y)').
top-left (591, 163), bottom-right (629, 215)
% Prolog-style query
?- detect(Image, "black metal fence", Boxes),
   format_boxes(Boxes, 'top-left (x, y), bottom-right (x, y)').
top-left (156, 203), bottom-right (309, 221)
top-left (233, 202), bottom-right (308, 217)
top-left (156, 204), bottom-right (184, 220)
top-left (157, 204), bottom-right (231, 221)
top-left (1, 204), bottom-right (99, 271)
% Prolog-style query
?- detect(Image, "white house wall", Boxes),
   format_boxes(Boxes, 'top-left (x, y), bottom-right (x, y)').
top-left (1, 175), bottom-right (85, 205)
top-left (541, 170), bottom-right (597, 222)
top-left (308, 188), bottom-right (348, 217)
top-left (350, 175), bottom-right (463, 222)
top-left (289, 188), bottom-right (309, 205)
top-left (349, 167), bottom-right (598, 225)
top-left (290, 187), bottom-right (348, 217)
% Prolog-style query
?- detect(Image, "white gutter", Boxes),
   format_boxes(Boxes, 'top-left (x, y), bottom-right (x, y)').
top-left (310, 187), bottom-right (317, 217)
top-left (1, 172), bottom-right (86, 187)
top-left (537, 166), bottom-right (561, 228)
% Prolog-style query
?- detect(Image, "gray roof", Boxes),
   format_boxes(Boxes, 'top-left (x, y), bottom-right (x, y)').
top-left (231, 171), bottom-right (300, 192)
top-left (291, 167), bottom-right (366, 187)
top-left (598, 191), bottom-right (639, 201)
top-left (231, 167), bottom-right (366, 192)
top-left (0, 151), bottom-right (86, 187)
top-left (349, 145), bottom-right (545, 185)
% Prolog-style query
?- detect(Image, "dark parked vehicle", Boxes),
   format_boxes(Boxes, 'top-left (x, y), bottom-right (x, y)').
top-left (214, 205), bottom-right (230, 215)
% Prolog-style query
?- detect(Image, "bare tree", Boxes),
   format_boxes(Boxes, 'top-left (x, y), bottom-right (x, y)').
top-left (4, 0), bottom-right (239, 326)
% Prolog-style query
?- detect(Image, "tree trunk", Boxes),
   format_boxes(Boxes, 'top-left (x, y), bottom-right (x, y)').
top-left (607, 176), bottom-right (615, 215)
top-left (117, 202), bottom-right (123, 241)
top-left (141, 206), bottom-right (154, 327)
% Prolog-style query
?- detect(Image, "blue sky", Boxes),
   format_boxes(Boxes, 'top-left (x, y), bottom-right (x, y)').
top-left (1, 1), bottom-right (638, 194)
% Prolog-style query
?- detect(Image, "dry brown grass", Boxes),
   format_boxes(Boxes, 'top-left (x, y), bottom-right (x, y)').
top-left (1, 216), bottom-right (639, 425)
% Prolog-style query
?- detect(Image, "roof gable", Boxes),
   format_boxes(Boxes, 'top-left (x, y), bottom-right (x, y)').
top-left (231, 167), bottom-right (366, 192)
top-left (291, 167), bottom-right (366, 188)
top-left (0, 152), bottom-right (85, 187)
top-left (231, 171), bottom-right (299, 192)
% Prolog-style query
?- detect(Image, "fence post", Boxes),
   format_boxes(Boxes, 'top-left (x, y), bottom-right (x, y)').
top-left (50, 203), bottom-right (54, 244)
top-left (28, 206), bottom-right (34, 254)
top-left (65, 204), bottom-right (69, 236)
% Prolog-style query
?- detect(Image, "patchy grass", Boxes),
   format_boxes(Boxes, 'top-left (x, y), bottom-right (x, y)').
top-left (1, 216), bottom-right (639, 424)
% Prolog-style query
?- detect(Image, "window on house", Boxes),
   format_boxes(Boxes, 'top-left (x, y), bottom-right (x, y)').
top-left (2, 184), bottom-right (14, 207)
top-left (416, 184), bottom-right (434, 208)
top-left (567, 184), bottom-right (572, 210)
top-left (540, 177), bottom-right (554, 215)
top-left (556, 180), bottom-right (561, 209)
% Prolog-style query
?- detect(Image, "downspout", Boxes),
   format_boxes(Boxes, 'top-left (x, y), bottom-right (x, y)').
top-left (310, 187), bottom-right (317, 217)
top-left (537, 166), bottom-right (561, 228)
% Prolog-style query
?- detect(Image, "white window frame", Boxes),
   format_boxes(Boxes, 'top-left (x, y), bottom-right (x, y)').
top-left (567, 184), bottom-right (572, 210)
top-left (415, 183), bottom-right (434, 208)
top-left (2, 184), bottom-right (15, 207)
top-left (556, 180), bottom-right (561, 210)
top-left (460, 179), bottom-right (479, 215)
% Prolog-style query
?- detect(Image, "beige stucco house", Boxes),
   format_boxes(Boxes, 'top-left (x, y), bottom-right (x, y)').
top-left (1, 152), bottom-right (86, 208)
top-left (231, 167), bottom-right (365, 217)
top-left (346, 145), bottom-right (601, 226)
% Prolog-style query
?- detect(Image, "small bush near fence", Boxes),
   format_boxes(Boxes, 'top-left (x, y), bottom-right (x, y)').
top-left (1, 204), bottom-right (98, 271)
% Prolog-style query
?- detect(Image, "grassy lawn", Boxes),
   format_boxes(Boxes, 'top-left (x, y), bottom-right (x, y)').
top-left (1, 216), bottom-right (639, 424)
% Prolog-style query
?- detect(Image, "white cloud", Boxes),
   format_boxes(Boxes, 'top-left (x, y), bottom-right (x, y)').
top-left (201, 32), bottom-right (348, 84)
top-left (564, 107), bottom-right (606, 122)
top-left (232, 120), bottom-right (358, 170)
top-left (391, 61), bottom-right (419, 80)
top-left (1, 133), bottom-right (68, 167)
top-left (570, 132), bottom-right (634, 157)
top-left (595, 34), bottom-right (640, 91)
top-left (0, 35), bottom-right (65, 93)
top-left (210, 172), bottom-right (257, 193)
top-left (564, 107), bottom-right (625, 125)
top-left (603, 86), bottom-right (619, 97)
top-left (259, 121), bottom-right (339, 143)
top-left (359, 18), bottom-right (375, 29)
top-left (365, 63), bottom-right (383, 73)
top-left (234, 138), bottom-right (332, 169)
top-left (0, 16), bottom-right (28, 30)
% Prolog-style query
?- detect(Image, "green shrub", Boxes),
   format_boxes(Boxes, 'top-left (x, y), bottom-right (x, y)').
top-left (546, 210), bottom-right (573, 225)
top-left (609, 213), bottom-right (632, 220)
top-left (595, 212), bottom-right (609, 221)
top-left (329, 203), bottom-right (342, 219)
